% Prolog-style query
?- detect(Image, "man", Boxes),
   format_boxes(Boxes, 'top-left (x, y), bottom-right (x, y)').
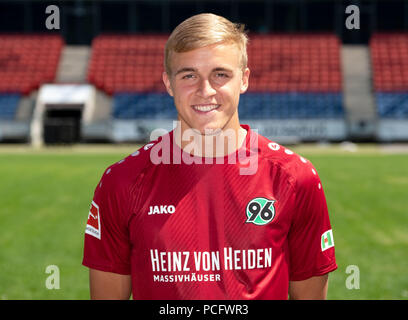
top-left (82, 13), bottom-right (337, 299)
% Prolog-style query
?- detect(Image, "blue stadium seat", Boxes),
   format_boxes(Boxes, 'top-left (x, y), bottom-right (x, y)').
top-left (0, 94), bottom-right (20, 120)
top-left (112, 92), bottom-right (344, 121)
top-left (375, 93), bottom-right (408, 118)
top-left (239, 93), bottom-right (344, 119)
top-left (112, 93), bottom-right (176, 119)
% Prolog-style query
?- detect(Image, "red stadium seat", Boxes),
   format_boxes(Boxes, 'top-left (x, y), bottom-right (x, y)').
top-left (246, 33), bottom-right (342, 93)
top-left (87, 33), bottom-right (342, 95)
top-left (370, 33), bottom-right (408, 92)
top-left (87, 34), bottom-right (169, 94)
top-left (0, 34), bottom-right (64, 95)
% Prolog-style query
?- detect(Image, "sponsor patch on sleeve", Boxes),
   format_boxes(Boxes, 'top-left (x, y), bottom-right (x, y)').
top-left (321, 229), bottom-right (334, 252)
top-left (85, 201), bottom-right (101, 240)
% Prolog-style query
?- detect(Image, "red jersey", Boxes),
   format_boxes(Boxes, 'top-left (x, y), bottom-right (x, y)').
top-left (82, 124), bottom-right (337, 299)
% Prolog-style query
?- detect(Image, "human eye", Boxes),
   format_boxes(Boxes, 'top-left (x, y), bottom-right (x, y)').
top-left (181, 73), bottom-right (195, 80)
top-left (216, 72), bottom-right (229, 78)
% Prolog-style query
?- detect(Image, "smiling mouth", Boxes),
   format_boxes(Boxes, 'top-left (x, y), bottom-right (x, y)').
top-left (191, 104), bottom-right (221, 113)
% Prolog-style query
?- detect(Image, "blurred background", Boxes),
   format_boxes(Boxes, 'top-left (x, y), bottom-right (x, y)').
top-left (0, 0), bottom-right (407, 144)
top-left (0, 0), bottom-right (407, 299)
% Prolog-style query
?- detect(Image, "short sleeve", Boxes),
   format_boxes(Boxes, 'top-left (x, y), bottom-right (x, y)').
top-left (82, 167), bottom-right (131, 275)
top-left (288, 162), bottom-right (337, 281)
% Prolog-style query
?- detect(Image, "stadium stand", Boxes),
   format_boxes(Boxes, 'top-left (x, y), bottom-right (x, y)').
top-left (112, 93), bottom-right (176, 119)
top-left (341, 44), bottom-right (377, 140)
top-left (87, 34), bottom-right (168, 95)
top-left (370, 33), bottom-right (408, 118)
top-left (88, 33), bottom-right (344, 121)
top-left (0, 94), bottom-right (21, 120)
top-left (0, 34), bottom-right (64, 96)
top-left (0, 1), bottom-right (407, 144)
top-left (247, 33), bottom-right (342, 93)
top-left (369, 32), bottom-right (408, 141)
top-left (239, 92), bottom-right (344, 119)
top-left (243, 33), bottom-right (344, 120)
top-left (375, 93), bottom-right (408, 118)
top-left (0, 34), bottom-right (64, 141)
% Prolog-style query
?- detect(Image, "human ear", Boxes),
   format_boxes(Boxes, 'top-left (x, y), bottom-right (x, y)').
top-left (162, 72), bottom-right (174, 97)
top-left (240, 67), bottom-right (250, 94)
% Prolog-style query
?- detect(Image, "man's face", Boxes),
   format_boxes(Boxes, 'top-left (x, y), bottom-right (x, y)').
top-left (163, 42), bottom-right (250, 135)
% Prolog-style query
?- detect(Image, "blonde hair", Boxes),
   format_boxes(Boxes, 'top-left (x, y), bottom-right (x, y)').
top-left (164, 13), bottom-right (249, 75)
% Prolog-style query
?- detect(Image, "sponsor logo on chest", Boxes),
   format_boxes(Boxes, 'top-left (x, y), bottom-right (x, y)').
top-left (245, 197), bottom-right (276, 225)
top-left (148, 205), bottom-right (175, 215)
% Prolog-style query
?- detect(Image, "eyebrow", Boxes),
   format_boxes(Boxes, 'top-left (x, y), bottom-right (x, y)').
top-left (174, 67), bottom-right (197, 76)
top-left (174, 67), bottom-right (233, 76)
top-left (213, 67), bottom-right (233, 73)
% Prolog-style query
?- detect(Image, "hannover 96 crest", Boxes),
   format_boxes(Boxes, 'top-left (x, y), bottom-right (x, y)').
top-left (245, 197), bottom-right (276, 226)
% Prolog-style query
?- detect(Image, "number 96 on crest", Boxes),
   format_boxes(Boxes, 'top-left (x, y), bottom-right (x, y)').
top-left (245, 197), bottom-right (276, 226)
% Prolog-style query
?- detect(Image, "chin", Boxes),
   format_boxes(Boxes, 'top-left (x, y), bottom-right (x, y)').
top-left (183, 117), bottom-right (229, 136)
top-left (194, 124), bottom-right (225, 136)
top-left (201, 126), bottom-right (220, 135)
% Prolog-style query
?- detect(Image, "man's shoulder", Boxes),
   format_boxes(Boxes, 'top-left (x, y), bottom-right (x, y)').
top-left (98, 134), bottom-right (167, 189)
top-left (256, 133), bottom-right (306, 167)
top-left (256, 133), bottom-right (319, 187)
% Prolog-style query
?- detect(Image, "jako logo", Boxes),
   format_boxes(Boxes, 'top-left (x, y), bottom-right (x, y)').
top-left (148, 205), bottom-right (175, 215)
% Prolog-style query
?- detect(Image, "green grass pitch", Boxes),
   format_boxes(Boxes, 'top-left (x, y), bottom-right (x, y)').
top-left (0, 144), bottom-right (407, 299)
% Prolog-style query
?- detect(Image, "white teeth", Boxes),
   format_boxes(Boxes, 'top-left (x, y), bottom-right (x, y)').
top-left (193, 104), bottom-right (220, 112)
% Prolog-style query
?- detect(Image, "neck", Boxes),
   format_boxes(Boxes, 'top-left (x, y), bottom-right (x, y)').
top-left (174, 124), bottom-right (247, 158)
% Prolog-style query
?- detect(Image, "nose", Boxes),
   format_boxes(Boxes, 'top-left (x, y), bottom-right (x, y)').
top-left (197, 78), bottom-right (217, 98)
